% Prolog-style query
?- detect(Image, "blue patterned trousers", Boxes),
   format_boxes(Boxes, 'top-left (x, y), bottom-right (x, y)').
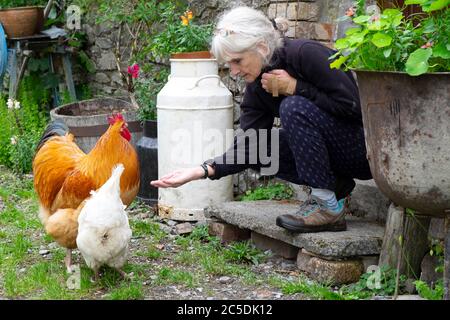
top-left (275, 95), bottom-right (372, 190)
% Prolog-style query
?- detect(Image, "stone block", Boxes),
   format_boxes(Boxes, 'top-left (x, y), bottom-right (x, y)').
top-left (294, 22), bottom-right (334, 41)
top-left (420, 253), bottom-right (442, 285)
top-left (429, 218), bottom-right (445, 240)
top-left (94, 72), bottom-right (110, 84)
top-left (208, 221), bottom-right (250, 243)
top-left (205, 201), bottom-right (384, 258)
top-left (175, 222), bottom-right (194, 235)
top-left (96, 38), bottom-right (113, 49)
top-left (251, 232), bottom-right (299, 260)
top-left (97, 52), bottom-right (116, 71)
top-left (268, 2), bottom-right (319, 21)
top-left (349, 180), bottom-right (390, 222)
top-left (361, 255), bottom-right (380, 272)
top-left (297, 250), bottom-right (364, 285)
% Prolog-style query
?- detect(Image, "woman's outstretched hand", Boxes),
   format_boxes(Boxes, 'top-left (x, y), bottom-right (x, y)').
top-left (150, 167), bottom-right (205, 188)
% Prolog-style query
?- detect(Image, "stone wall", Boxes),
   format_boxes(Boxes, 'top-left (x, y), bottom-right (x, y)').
top-left (78, 0), bottom-right (355, 96)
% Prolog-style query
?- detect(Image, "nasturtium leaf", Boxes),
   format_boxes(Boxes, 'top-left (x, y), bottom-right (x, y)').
top-left (353, 15), bottom-right (371, 24)
top-left (335, 38), bottom-right (349, 50)
top-left (404, 0), bottom-right (426, 5)
top-left (432, 42), bottom-right (450, 59)
top-left (371, 33), bottom-right (392, 48)
top-left (345, 27), bottom-right (361, 36)
top-left (405, 48), bottom-right (432, 76)
top-left (425, 0), bottom-right (450, 12)
top-left (330, 55), bottom-right (349, 69)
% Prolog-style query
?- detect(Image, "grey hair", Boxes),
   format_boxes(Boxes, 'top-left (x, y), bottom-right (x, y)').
top-left (211, 6), bottom-right (285, 65)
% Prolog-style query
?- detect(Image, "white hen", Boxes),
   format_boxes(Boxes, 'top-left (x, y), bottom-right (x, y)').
top-left (76, 163), bottom-right (132, 280)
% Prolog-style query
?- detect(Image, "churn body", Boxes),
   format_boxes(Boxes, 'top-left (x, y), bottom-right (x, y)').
top-left (156, 58), bottom-right (234, 221)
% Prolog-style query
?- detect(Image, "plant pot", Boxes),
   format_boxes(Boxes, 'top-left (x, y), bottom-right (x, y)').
top-left (136, 120), bottom-right (158, 206)
top-left (0, 6), bottom-right (44, 38)
top-left (170, 51), bottom-right (212, 59)
top-left (355, 70), bottom-right (450, 217)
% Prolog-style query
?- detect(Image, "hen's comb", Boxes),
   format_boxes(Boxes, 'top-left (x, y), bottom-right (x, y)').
top-left (107, 113), bottom-right (124, 125)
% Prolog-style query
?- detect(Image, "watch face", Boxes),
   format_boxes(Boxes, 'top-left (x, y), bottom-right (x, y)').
top-left (205, 160), bottom-right (216, 168)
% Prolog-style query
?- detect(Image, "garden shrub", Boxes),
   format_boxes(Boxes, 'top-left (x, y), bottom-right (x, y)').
top-left (0, 75), bottom-right (49, 174)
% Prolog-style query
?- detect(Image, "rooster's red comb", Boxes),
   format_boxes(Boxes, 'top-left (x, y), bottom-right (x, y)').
top-left (107, 113), bottom-right (125, 125)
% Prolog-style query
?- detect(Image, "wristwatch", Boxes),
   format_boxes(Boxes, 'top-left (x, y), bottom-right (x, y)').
top-left (201, 159), bottom-right (216, 179)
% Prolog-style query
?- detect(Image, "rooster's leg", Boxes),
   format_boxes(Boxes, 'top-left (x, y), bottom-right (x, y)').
top-left (117, 269), bottom-right (133, 281)
top-left (91, 271), bottom-right (100, 283)
top-left (64, 249), bottom-right (72, 273)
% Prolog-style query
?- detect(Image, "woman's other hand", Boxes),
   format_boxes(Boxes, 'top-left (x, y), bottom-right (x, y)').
top-left (150, 167), bottom-right (205, 188)
top-left (261, 69), bottom-right (297, 96)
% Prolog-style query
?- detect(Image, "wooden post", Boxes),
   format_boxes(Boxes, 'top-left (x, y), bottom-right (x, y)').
top-left (379, 203), bottom-right (431, 278)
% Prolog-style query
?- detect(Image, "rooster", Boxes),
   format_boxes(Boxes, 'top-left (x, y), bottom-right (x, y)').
top-left (32, 114), bottom-right (140, 271)
top-left (77, 163), bottom-right (132, 281)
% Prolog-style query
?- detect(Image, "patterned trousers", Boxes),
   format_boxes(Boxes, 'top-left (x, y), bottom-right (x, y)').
top-left (275, 95), bottom-right (372, 190)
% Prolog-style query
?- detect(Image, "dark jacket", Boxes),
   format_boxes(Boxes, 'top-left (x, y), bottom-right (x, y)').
top-left (211, 38), bottom-right (362, 180)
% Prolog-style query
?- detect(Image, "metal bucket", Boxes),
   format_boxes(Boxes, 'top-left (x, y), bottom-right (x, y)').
top-left (355, 70), bottom-right (450, 216)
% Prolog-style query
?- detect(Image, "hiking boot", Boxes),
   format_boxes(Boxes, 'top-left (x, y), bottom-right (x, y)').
top-left (276, 196), bottom-right (347, 233)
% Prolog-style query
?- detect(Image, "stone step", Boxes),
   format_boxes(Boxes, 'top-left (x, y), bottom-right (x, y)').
top-left (205, 200), bottom-right (385, 259)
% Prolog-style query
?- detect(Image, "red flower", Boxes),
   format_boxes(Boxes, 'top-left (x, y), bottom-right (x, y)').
top-left (421, 41), bottom-right (433, 49)
top-left (127, 64), bottom-right (140, 79)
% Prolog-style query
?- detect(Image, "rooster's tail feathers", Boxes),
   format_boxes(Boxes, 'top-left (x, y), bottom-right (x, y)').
top-left (36, 119), bottom-right (69, 152)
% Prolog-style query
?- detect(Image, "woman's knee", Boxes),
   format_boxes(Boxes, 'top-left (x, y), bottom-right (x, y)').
top-left (279, 95), bottom-right (319, 123)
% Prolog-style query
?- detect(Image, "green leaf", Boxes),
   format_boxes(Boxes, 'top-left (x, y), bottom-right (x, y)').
top-left (371, 33), bottom-right (392, 48)
top-left (330, 55), bottom-right (349, 69)
top-left (335, 38), bottom-right (349, 50)
top-left (367, 19), bottom-right (383, 31)
top-left (345, 27), bottom-right (362, 36)
top-left (433, 42), bottom-right (450, 59)
top-left (404, 0), bottom-right (427, 4)
top-left (353, 15), bottom-right (371, 24)
top-left (422, 19), bottom-right (436, 33)
top-left (383, 48), bottom-right (392, 58)
top-left (78, 51), bottom-right (96, 74)
top-left (383, 9), bottom-right (404, 27)
top-left (405, 48), bottom-right (433, 76)
top-left (424, 0), bottom-right (450, 12)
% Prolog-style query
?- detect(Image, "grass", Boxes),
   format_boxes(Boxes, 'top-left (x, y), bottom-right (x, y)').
top-left (0, 166), bottom-right (277, 300)
top-left (2, 165), bottom-right (435, 300)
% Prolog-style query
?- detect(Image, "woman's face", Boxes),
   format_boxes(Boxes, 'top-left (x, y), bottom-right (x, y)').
top-left (226, 50), bottom-right (264, 83)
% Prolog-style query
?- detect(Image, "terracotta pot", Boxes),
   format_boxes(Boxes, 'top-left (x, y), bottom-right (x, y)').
top-left (0, 6), bottom-right (44, 38)
top-left (170, 51), bottom-right (212, 59)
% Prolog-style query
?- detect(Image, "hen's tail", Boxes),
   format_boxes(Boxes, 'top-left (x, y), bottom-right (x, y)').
top-left (35, 119), bottom-right (69, 153)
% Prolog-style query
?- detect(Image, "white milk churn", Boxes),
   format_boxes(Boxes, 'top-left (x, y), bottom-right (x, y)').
top-left (156, 56), bottom-right (234, 221)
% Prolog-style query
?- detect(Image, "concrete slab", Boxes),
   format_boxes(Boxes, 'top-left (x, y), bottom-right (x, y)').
top-left (205, 200), bottom-right (385, 258)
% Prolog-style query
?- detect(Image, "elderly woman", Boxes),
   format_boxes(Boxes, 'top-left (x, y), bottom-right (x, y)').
top-left (151, 6), bottom-right (372, 233)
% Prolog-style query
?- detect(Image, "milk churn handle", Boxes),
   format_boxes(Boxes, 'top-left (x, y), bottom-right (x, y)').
top-left (188, 75), bottom-right (223, 90)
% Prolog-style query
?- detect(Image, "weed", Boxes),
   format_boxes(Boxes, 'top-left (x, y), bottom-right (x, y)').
top-left (130, 220), bottom-right (166, 241)
top-left (239, 182), bottom-right (294, 201)
top-left (223, 241), bottom-right (266, 265)
top-left (107, 282), bottom-right (144, 300)
top-left (339, 265), bottom-right (407, 299)
top-left (154, 267), bottom-right (196, 288)
top-left (414, 279), bottom-right (444, 300)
